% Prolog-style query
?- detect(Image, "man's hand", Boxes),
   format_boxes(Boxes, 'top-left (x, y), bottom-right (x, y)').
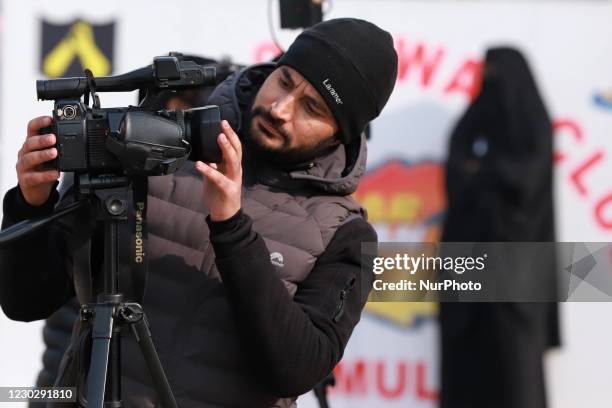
top-left (195, 120), bottom-right (243, 221)
top-left (17, 116), bottom-right (60, 206)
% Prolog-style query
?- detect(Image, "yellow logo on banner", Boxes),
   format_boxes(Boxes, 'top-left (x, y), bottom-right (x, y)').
top-left (43, 21), bottom-right (111, 78)
top-left (366, 302), bottom-right (437, 327)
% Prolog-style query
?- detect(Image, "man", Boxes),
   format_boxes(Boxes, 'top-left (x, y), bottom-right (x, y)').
top-left (27, 55), bottom-right (243, 401)
top-left (0, 18), bottom-right (398, 407)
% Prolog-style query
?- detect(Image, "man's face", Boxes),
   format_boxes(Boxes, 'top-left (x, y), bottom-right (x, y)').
top-left (247, 66), bottom-right (340, 165)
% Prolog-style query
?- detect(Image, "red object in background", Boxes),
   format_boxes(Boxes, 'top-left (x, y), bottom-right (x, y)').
top-left (353, 160), bottom-right (446, 242)
top-left (395, 38), bottom-right (445, 88)
top-left (331, 359), bottom-right (438, 401)
top-left (553, 118), bottom-right (612, 231)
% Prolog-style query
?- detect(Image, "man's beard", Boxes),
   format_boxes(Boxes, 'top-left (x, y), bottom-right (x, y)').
top-left (245, 106), bottom-right (339, 166)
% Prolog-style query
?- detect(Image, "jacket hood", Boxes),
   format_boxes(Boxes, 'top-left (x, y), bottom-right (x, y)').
top-left (206, 62), bottom-right (367, 195)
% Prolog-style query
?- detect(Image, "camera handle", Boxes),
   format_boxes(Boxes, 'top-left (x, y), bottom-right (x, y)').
top-left (83, 69), bottom-right (100, 109)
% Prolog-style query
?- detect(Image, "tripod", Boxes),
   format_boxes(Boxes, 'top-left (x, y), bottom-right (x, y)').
top-left (76, 174), bottom-right (178, 408)
top-left (0, 174), bottom-right (179, 408)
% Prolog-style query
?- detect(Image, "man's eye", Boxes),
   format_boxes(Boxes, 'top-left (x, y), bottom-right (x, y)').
top-left (279, 79), bottom-right (290, 88)
top-left (306, 102), bottom-right (320, 116)
top-left (306, 102), bottom-right (322, 116)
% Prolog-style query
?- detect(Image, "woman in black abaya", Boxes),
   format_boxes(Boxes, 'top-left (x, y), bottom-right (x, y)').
top-left (440, 47), bottom-right (560, 408)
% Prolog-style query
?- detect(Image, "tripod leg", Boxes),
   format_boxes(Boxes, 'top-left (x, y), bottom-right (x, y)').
top-left (107, 328), bottom-right (122, 406)
top-left (122, 304), bottom-right (178, 408)
top-left (86, 304), bottom-right (116, 408)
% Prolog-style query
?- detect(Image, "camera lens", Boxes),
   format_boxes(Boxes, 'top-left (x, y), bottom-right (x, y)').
top-left (63, 105), bottom-right (77, 120)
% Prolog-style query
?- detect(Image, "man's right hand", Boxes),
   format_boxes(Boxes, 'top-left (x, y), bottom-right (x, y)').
top-left (17, 116), bottom-right (60, 206)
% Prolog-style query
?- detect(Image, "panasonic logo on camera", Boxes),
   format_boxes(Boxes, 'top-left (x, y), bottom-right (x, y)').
top-left (323, 79), bottom-right (343, 105)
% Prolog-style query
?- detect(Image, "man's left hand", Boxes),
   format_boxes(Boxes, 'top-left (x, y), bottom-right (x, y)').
top-left (195, 120), bottom-right (243, 221)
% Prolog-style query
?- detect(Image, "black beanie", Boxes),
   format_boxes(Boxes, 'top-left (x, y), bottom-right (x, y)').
top-left (277, 18), bottom-right (398, 144)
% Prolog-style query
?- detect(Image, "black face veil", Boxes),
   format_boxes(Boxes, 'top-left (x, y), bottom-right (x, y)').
top-left (443, 46), bottom-right (555, 242)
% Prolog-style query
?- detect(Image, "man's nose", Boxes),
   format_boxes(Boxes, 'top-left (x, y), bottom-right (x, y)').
top-left (270, 94), bottom-right (295, 122)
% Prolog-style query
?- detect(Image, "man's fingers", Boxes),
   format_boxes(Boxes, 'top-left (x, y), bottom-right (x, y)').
top-left (221, 120), bottom-right (242, 162)
top-left (27, 134), bottom-right (56, 151)
top-left (18, 148), bottom-right (57, 172)
top-left (217, 134), bottom-right (240, 179)
top-left (20, 169), bottom-right (60, 188)
top-left (19, 134), bottom-right (56, 159)
top-left (27, 116), bottom-right (53, 138)
top-left (196, 161), bottom-right (228, 189)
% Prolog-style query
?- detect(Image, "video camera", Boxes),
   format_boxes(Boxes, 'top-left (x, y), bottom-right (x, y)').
top-left (36, 52), bottom-right (223, 176)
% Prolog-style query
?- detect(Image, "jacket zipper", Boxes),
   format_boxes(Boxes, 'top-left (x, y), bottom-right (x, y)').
top-left (333, 277), bottom-right (356, 322)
